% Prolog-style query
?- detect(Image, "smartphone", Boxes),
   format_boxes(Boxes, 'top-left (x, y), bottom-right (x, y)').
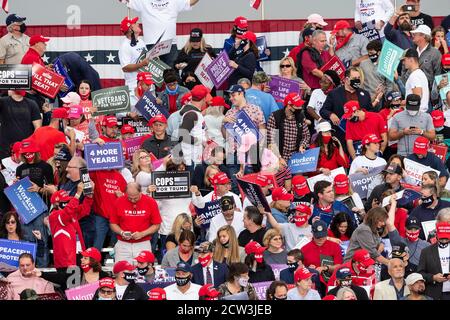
top-left (402, 4), bottom-right (415, 12)
top-left (409, 126), bottom-right (417, 129)
top-left (443, 273), bottom-right (450, 278)
top-left (79, 167), bottom-right (93, 196)
top-left (123, 231), bottom-right (132, 238)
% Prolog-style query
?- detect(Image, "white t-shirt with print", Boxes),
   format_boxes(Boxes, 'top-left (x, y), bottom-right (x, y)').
top-left (308, 88), bottom-right (327, 129)
top-left (128, 0), bottom-right (192, 45)
top-left (118, 37), bottom-right (147, 90)
top-left (349, 155), bottom-right (387, 175)
top-left (405, 69), bottom-right (430, 113)
top-left (115, 284), bottom-right (128, 300)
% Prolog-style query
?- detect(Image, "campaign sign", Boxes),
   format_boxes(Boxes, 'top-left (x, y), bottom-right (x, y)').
top-left (194, 53), bottom-right (214, 89)
top-left (0, 64), bottom-right (32, 90)
top-left (53, 58), bottom-right (75, 98)
top-left (224, 110), bottom-right (263, 145)
top-left (122, 116), bottom-right (151, 137)
top-left (306, 167), bottom-right (346, 191)
top-left (429, 144), bottom-right (448, 163)
top-left (65, 281), bottom-right (99, 300)
top-left (356, 20), bottom-right (381, 42)
top-left (256, 36), bottom-right (269, 61)
top-left (146, 59), bottom-right (171, 87)
top-left (135, 90), bottom-right (169, 121)
top-left (0, 239), bottom-right (37, 267)
top-left (377, 40), bottom-right (403, 81)
top-left (84, 142), bottom-right (125, 171)
top-left (340, 240), bottom-right (350, 257)
top-left (381, 189), bottom-right (421, 207)
top-left (288, 148), bottom-right (320, 174)
top-left (237, 178), bottom-right (271, 212)
top-left (320, 55), bottom-right (346, 80)
top-left (31, 63), bottom-right (65, 98)
top-left (446, 31), bottom-right (450, 47)
top-left (151, 171), bottom-right (191, 199)
top-left (268, 75), bottom-right (301, 101)
top-left (434, 73), bottom-right (450, 101)
top-left (146, 39), bottom-right (174, 60)
top-left (195, 200), bottom-right (222, 229)
top-left (252, 281), bottom-right (273, 300)
top-left (269, 264), bottom-right (288, 281)
top-left (349, 165), bottom-right (385, 199)
top-left (123, 136), bottom-right (143, 159)
top-left (4, 177), bottom-right (48, 224)
top-left (404, 158), bottom-right (440, 186)
top-left (92, 86), bottom-right (130, 116)
top-left (205, 51), bottom-right (234, 88)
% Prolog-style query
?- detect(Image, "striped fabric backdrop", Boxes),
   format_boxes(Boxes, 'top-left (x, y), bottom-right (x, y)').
top-left (0, 17), bottom-right (443, 88)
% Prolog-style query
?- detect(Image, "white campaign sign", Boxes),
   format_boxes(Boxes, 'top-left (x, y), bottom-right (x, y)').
top-left (306, 167), bottom-right (346, 191)
top-left (146, 39), bottom-right (173, 60)
top-left (194, 53), bottom-right (214, 89)
top-left (422, 220), bottom-right (436, 240)
top-left (404, 158), bottom-right (440, 186)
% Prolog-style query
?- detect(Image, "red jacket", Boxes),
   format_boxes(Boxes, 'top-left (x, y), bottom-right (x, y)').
top-left (327, 261), bottom-right (376, 290)
top-left (49, 196), bottom-right (93, 268)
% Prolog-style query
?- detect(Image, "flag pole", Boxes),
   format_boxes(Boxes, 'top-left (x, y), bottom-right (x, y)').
top-left (261, 0), bottom-right (265, 21)
top-left (128, 8), bottom-right (131, 19)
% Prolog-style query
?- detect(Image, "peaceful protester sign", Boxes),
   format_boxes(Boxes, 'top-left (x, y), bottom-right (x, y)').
top-left (134, 90), bottom-right (169, 121)
top-left (0, 64), bottom-right (32, 90)
top-left (404, 158), bottom-right (440, 186)
top-left (4, 177), bottom-right (48, 224)
top-left (195, 200), bottom-right (222, 229)
top-left (377, 40), bottom-right (404, 82)
top-left (0, 239), bottom-right (37, 268)
top-left (288, 148), bottom-right (320, 174)
top-left (151, 171), bottom-right (191, 199)
top-left (205, 51), bottom-right (234, 88)
top-left (268, 75), bottom-right (301, 101)
top-left (92, 86), bottom-right (130, 115)
top-left (84, 142), bottom-right (125, 171)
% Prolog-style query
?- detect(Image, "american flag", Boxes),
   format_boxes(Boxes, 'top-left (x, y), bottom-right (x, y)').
top-left (1, 0), bottom-right (8, 13)
top-left (250, 0), bottom-right (262, 10)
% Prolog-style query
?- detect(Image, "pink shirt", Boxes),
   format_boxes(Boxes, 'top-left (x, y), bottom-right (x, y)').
top-left (6, 270), bottom-right (55, 300)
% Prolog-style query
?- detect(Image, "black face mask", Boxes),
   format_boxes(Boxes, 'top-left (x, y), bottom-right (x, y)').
top-left (184, 81), bottom-right (197, 91)
top-left (438, 241), bottom-right (449, 249)
top-left (349, 115), bottom-right (359, 123)
top-left (221, 241), bottom-right (230, 248)
top-left (421, 195), bottom-right (434, 207)
top-left (175, 275), bottom-right (191, 287)
top-left (369, 54), bottom-right (379, 64)
top-left (287, 262), bottom-right (298, 270)
top-left (349, 79), bottom-right (361, 90)
top-left (19, 23), bottom-right (27, 34)
top-left (137, 266), bottom-right (149, 276)
top-left (377, 226), bottom-right (385, 236)
top-left (130, 31), bottom-right (137, 47)
top-left (124, 272), bottom-right (137, 282)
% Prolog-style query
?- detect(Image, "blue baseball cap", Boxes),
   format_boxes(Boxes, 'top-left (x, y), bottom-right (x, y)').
top-left (227, 84), bottom-right (245, 93)
top-left (386, 91), bottom-right (402, 102)
top-left (176, 261), bottom-right (192, 273)
top-left (312, 220), bottom-right (328, 238)
top-left (336, 267), bottom-right (352, 280)
top-left (6, 14), bottom-right (26, 26)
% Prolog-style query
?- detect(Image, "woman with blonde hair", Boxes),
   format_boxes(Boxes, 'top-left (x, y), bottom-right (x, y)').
top-left (212, 225), bottom-right (244, 265)
top-left (278, 56), bottom-right (311, 97)
top-left (263, 229), bottom-right (288, 265)
top-left (336, 287), bottom-right (357, 300)
top-left (165, 213), bottom-right (193, 251)
top-left (131, 149), bottom-right (153, 195)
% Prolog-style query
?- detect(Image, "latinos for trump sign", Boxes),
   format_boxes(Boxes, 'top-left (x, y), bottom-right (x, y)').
top-left (135, 90), bottom-right (169, 121)
top-left (288, 148), bottom-right (320, 174)
top-left (122, 117), bottom-right (151, 137)
top-left (0, 239), bottom-right (37, 268)
top-left (194, 53), bottom-right (214, 89)
top-left (92, 86), bottom-right (130, 116)
top-left (53, 58), bottom-right (75, 98)
top-left (84, 142), bottom-right (125, 171)
top-left (195, 200), bottom-right (222, 229)
top-left (377, 40), bottom-right (403, 82)
top-left (4, 177), bottom-right (48, 224)
top-left (268, 75), bottom-right (301, 101)
top-left (205, 51), bottom-right (234, 88)
top-left (0, 64), bottom-right (32, 90)
top-left (31, 63), bottom-right (65, 98)
top-left (151, 171), bottom-right (191, 199)
top-left (356, 20), bottom-right (381, 42)
top-left (237, 178), bottom-right (271, 212)
top-left (320, 55), bottom-right (346, 80)
top-left (349, 165), bottom-right (385, 199)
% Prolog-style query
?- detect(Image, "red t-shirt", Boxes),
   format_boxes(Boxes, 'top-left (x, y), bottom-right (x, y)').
top-left (168, 94), bottom-right (178, 114)
top-left (110, 194), bottom-right (162, 243)
top-left (327, 229), bottom-right (350, 241)
top-left (90, 170), bottom-right (127, 219)
top-left (21, 48), bottom-right (45, 66)
top-left (310, 144), bottom-right (350, 172)
top-left (288, 43), bottom-right (306, 64)
top-left (345, 112), bottom-right (387, 141)
top-left (30, 126), bottom-right (67, 161)
top-left (301, 49), bottom-right (331, 90)
top-left (300, 239), bottom-right (343, 269)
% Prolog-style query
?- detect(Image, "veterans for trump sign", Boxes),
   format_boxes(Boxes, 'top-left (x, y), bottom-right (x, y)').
top-left (84, 142), bottom-right (125, 171)
top-left (0, 239), bottom-right (37, 268)
top-left (151, 171), bottom-right (191, 199)
top-left (92, 86), bottom-right (130, 115)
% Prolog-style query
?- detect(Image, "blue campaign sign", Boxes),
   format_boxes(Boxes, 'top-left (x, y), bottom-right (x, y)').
top-left (398, 189), bottom-right (421, 206)
top-left (446, 31), bottom-right (450, 47)
top-left (224, 110), bottom-right (263, 145)
top-left (237, 178), bottom-right (271, 212)
top-left (135, 90), bottom-right (169, 121)
top-left (256, 36), bottom-right (268, 61)
top-left (288, 148), bottom-right (320, 174)
top-left (53, 58), bottom-right (75, 98)
top-left (84, 142), bottom-right (125, 171)
top-left (4, 177), bottom-right (48, 224)
top-left (138, 268), bottom-right (176, 293)
top-left (0, 239), bottom-right (37, 267)
top-left (195, 200), bottom-right (222, 229)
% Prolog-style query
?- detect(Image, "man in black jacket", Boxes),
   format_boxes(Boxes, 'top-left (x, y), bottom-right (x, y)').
top-left (112, 260), bottom-right (147, 300)
top-left (141, 114), bottom-right (177, 159)
top-left (191, 241), bottom-right (228, 288)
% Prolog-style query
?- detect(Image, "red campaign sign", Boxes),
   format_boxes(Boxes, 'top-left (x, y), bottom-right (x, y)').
top-left (320, 56), bottom-right (346, 80)
top-left (429, 144), bottom-right (448, 163)
top-left (31, 63), bottom-right (65, 98)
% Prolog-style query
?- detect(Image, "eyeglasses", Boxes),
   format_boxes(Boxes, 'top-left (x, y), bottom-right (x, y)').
top-left (139, 155), bottom-right (150, 160)
top-left (67, 166), bottom-right (80, 169)
top-left (280, 64), bottom-right (292, 68)
top-left (99, 288), bottom-right (115, 295)
top-left (6, 220), bottom-right (16, 225)
top-left (271, 237), bottom-right (283, 241)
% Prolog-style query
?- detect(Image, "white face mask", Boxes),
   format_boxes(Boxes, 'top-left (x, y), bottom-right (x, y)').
top-left (407, 110), bottom-right (419, 116)
top-left (238, 277), bottom-right (249, 287)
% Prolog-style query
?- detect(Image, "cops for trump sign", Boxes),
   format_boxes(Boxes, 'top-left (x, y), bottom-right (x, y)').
top-left (151, 171), bottom-right (191, 199)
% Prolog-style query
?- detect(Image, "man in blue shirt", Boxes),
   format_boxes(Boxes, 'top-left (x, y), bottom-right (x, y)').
top-left (245, 72), bottom-right (280, 122)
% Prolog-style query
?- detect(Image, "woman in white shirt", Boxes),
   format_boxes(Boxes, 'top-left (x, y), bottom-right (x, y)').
top-left (131, 149), bottom-right (153, 195)
top-left (203, 98), bottom-right (226, 147)
top-left (349, 134), bottom-right (387, 175)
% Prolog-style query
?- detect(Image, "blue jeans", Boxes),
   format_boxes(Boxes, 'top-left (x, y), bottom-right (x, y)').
top-left (93, 214), bottom-right (113, 251)
top-left (22, 214), bottom-right (49, 267)
top-left (79, 213), bottom-right (95, 248)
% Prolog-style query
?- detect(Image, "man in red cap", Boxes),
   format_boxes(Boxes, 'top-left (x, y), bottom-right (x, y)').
top-left (267, 92), bottom-right (310, 163)
top-left (431, 110), bottom-right (450, 140)
top-left (269, 187), bottom-right (294, 223)
top-left (1, 141), bottom-right (23, 185)
top-left (343, 100), bottom-right (387, 159)
top-left (94, 277), bottom-right (116, 300)
top-left (118, 16), bottom-right (148, 110)
top-left (223, 16), bottom-right (249, 54)
top-left (142, 114), bottom-right (176, 159)
top-left (112, 260), bottom-right (147, 300)
top-left (49, 183), bottom-right (94, 270)
top-left (120, 124), bottom-right (135, 140)
top-left (331, 20), bottom-right (369, 68)
top-left (287, 267), bottom-right (321, 300)
top-left (135, 250), bottom-right (156, 283)
top-left (21, 34), bottom-right (49, 66)
top-left (406, 136), bottom-right (449, 187)
top-left (292, 175), bottom-right (312, 203)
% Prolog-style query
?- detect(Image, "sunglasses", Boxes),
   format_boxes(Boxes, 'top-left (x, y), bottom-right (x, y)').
top-left (6, 220), bottom-right (17, 225)
top-left (100, 288), bottom-right (115, 295)
top-left (280, 64), bottom-right (292, 68)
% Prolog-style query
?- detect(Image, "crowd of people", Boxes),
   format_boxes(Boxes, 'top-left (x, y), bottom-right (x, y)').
top-left (0, 0), bottom-right (450, 301)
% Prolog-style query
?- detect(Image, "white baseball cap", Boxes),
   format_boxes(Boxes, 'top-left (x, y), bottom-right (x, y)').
top-left (61, 92), bottom-right (81, 105)
top-left (316, 121), bottom-right (334, 133)
top-left (411, 24), bottom-right (431, 37)
top-left (307, 13), bottom-right (328, 27)
top-left (405, 273), bottom-right (425, 286)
